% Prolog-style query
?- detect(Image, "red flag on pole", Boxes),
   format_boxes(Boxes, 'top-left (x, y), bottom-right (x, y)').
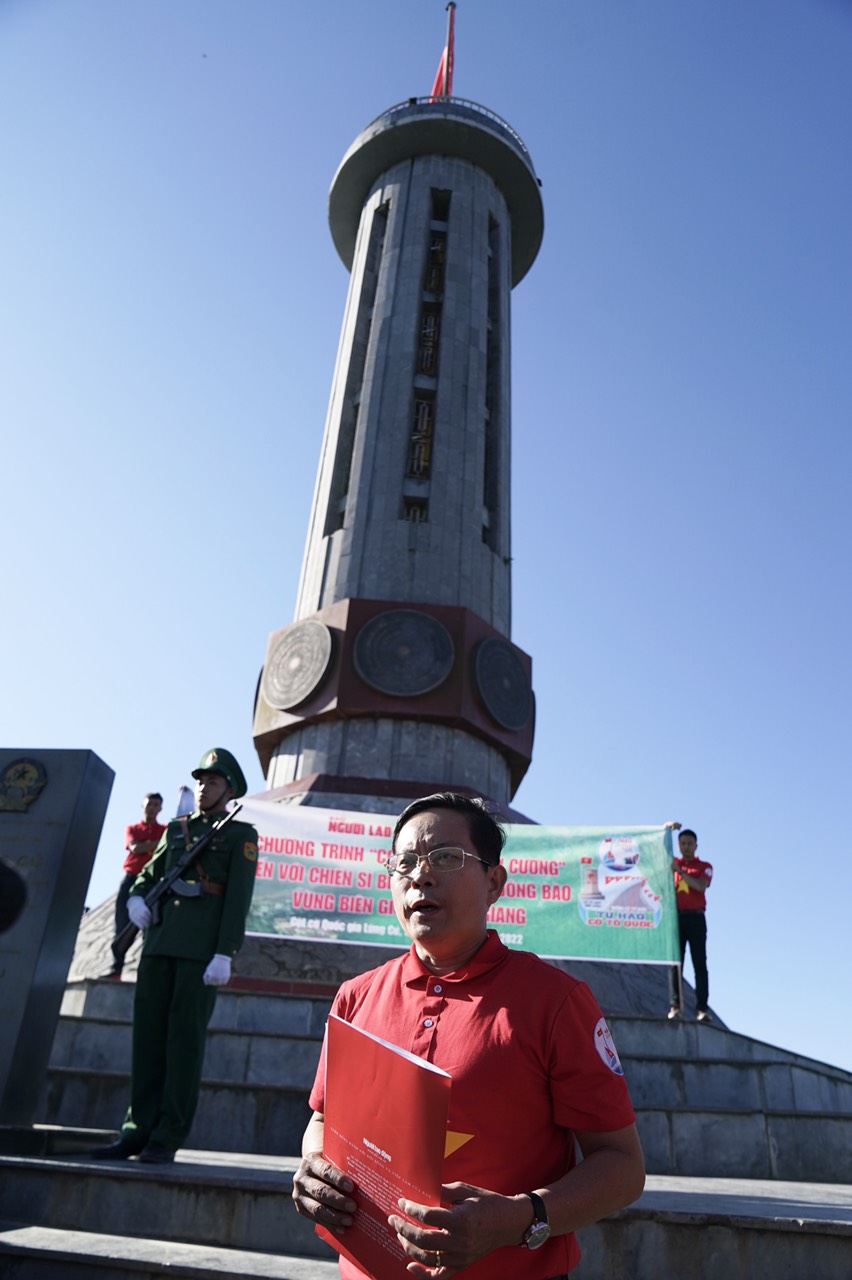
top-left (430, 2), bottom-right (456, 98)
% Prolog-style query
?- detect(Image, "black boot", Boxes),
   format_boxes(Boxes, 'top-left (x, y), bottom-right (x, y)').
top-left (90, 1137), bottom-right (144, 1160)
top-left (138, 1141), bottom-right (176, 1164)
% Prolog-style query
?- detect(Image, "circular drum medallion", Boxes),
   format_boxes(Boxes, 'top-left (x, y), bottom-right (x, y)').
top-left (261, 620), bottom-right (334, 711)
top-left (473, 638), bottom-right (532, 731)
top-left (353, 609), bottom-right (455, 697)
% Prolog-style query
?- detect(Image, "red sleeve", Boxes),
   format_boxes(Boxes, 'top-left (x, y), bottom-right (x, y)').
top-left (549, 982), bottom-right (636, 1133)
top-left (309, 1014), bottom-right (333, 1113)
top-left (309, 980), bottom-right (364, 1112)
top-left (125, 824), bottom-right (139, 852)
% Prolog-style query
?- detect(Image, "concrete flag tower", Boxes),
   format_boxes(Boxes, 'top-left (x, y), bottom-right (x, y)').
top-left (253, 18), bottom-right (544, 816)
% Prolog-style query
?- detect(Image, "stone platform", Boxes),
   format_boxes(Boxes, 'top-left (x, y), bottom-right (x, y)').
top-left (1, 1140), bottom-right (850, 1279)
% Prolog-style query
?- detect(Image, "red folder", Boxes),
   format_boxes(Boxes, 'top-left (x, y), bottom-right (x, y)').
top-left (317, 1014), bottom-right (451, 1280)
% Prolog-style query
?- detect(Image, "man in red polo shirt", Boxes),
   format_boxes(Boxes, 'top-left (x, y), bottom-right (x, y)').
top-left (666, 825), bottom-right (713, 1023)
top-left (292, 793), bottom-right (645, 1279)
top-left (109, 793), bottom-right (165, 977)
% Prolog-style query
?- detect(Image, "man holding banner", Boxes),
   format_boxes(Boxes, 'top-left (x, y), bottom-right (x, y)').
top-left (666, 824), bottom-right (713, 1022)
top-left (292, 792), bottom-right (645, 1279)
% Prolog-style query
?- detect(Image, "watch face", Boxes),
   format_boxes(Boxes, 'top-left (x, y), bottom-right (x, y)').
top-left (523, 1220), bottom-right (551, 1250)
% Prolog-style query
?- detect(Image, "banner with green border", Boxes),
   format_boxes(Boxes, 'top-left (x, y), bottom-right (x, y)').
top-left (240, 799), bottom-right (678, 964)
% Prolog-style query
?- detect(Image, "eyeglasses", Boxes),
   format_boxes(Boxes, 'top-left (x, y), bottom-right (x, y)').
top-left (386, 846), bottom-right (489, 877)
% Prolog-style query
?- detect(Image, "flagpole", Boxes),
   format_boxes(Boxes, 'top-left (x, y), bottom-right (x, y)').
top-left (444, 2), bottom-right (456, 98)
top-left (431, 1), bottom-right (456, 99)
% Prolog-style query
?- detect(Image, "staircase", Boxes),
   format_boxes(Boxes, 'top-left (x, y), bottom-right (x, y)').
top-left (39, 979), bottom-right (852, 1179)
top-left (0, 976), bottom-right (850, 1278)
top-left (614, 1016), bottom-right (852, 1183)
top-left (41, 979), bottom-right (324, 1156)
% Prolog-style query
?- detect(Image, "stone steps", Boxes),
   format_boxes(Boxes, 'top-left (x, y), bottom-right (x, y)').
top-left (0, 1147), bottom-right (327, 1259)
top-left (638, 1106), bottom-right (852, 1182)
top-left (58, 979), bottom-right (331, 1039)
top-left (51, 1015), bottom-right (852, 1122)
top-left (40, 1058), bottom-right (852, 1183)
top-left (39, 981), bottom-right (852, 1182)
top-left (42, 981), bottom-right (325, 1154)
top-left (50, 1014), bottom-right (322, 1085)
top-left (612, 1014), bottom-right (852, 1073)
top-left (625, 1053), bottom-right (852, 1114)
top-left (0, 1222), bottom-right (340, 1280)
top-left (582, 1174), bottom-right (852, 1280)
top-left (2, 1150), bottom-right (851, 1280)
top-left (41, 1066), bottom-right (310, 1156)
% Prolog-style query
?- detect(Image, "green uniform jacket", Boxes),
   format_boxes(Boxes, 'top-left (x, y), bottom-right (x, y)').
top-left (130, 810), bottom-right (259, 961)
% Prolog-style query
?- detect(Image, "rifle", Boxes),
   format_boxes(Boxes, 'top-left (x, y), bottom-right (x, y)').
top-left (111, 803), bottom-right (243, 964)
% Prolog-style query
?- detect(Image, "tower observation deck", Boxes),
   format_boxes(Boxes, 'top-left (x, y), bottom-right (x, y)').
top-left (254, 95), bottom-right (544, 816)
top-left (328, 97), bottom-right (543, 286)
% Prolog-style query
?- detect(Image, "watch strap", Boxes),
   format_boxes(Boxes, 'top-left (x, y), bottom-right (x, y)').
top-left (521, 1189), bottom-right (550, 1248)
top-left (525, 1191), bottom-right (548, 1225)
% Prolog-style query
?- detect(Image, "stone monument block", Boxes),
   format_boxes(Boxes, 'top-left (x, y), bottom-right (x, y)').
top-left (0, 748), bottom-right (113, 1124)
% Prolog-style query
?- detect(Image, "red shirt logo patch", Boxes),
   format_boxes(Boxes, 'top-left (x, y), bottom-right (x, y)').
top-left (594, 1017), bottom-right (625, 1076)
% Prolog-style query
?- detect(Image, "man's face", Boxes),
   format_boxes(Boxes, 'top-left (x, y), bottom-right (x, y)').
top-left (678, 833), bottom-right (698, 860)
top-left (194, 771), bottom-right (232, 814)
top-left (390, 808), bottom-right (505, 968)
top-left (143, 796), bottom-right (162, 823)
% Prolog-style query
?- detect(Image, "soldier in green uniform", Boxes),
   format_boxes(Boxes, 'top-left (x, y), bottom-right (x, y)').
top-left (92, 747), bottom-right (258, 1164)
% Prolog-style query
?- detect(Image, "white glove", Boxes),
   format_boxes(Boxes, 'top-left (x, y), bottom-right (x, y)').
top-left (127, 896), bottom-right (152, 930)
top-left (203, 953), bottom-right (232, 986)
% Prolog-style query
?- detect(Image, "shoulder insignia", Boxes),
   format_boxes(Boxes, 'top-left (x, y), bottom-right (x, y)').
top-left (243, 842), bottom-right (258, 862)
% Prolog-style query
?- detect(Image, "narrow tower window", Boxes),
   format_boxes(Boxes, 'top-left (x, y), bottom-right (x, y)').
top-left (431, 188), bottom-right (451, 224)
top-left (403, 497), bottom-right (428, 523)
top-left (399, 186), bottom-right (450, 524)
top-left (424, 232), bottom-right (446, 294)
top-left (407, 395), bottom-right (435, 478)
top-left (400, 191), bottom-right (452, 524)
top-left (418, 308), bottom-right (440, 375)
top-left (483, 215), bottom-right (501, 550)
top-left (324, 202), bottom-right (388, 535)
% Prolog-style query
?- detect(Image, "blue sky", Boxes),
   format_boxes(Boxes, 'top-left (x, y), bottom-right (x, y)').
top-left (2, 1), bottom-right (851, 1072)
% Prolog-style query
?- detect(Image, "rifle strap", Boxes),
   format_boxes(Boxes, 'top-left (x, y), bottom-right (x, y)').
top-left (179, 819), bottom-right (211, 880)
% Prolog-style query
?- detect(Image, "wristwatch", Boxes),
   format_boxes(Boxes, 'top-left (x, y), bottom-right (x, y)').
top-left (520, 1191), bottom-right (551, 1249)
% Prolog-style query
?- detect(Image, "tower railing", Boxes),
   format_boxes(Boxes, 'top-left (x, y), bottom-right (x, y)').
top-left (367, 96), bottom-right (537, 172)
